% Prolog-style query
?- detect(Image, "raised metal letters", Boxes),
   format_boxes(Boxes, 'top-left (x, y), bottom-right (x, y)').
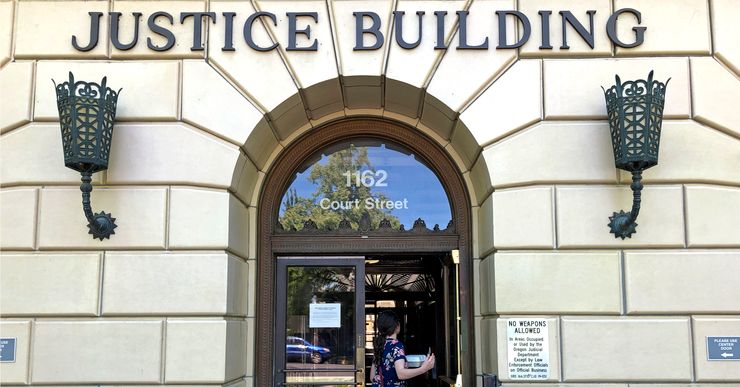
top-left (394, 11), bottom-right (425, 49)
top-left (71, 12), bottom-right (102, 51)
top-left (110, 12), bottom-right (141, 50)
top-left (71, 9), bottom-right (647, 52)
top-left (287, 12), bottom-right (319, 51)
top-left (496, 10), bottom-right (531, 49)
top-left (354, 11), bottom-right (384, 50)
top-left (180, 12), bottom-right (216, 51)
top-left (607, 8), bottom-right (646, 48)
top-left (147, 11), bottom-right (175, 51)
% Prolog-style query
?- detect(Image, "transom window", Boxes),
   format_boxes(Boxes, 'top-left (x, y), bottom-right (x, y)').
top-left (277, 138), bottom-right (452, 233)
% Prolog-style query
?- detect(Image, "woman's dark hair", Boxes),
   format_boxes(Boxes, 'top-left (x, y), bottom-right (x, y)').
top-left (373, 310), bottom-right (400, 366)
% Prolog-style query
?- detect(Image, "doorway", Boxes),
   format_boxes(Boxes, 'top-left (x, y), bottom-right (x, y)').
top-left (257, 119), bottom-right (475, 386)
top-left (274, 254), bottom-right (460, 387)
top-left (275, 256), bottom-right (365, 386)
top-left (364, 253), bottom-right (460, 387)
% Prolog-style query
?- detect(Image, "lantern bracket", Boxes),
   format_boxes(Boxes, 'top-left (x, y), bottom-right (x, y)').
top-left (602, 70), bottom-right (670, 239)
top-left (54, 72), bottom-right (121, 241)
top-left (80, 171), bottom-right (117, 240)
top-left (608, 170), bottom-right (643, 239)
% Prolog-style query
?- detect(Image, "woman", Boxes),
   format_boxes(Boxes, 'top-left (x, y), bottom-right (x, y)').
top-left (370, 311), bottom-right (435, 386)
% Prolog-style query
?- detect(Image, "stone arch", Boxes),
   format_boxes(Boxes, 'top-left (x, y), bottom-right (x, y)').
top-left (231, 75), bottom-right (493, 220)
top-left (230, 77), bottom-right (493, 386)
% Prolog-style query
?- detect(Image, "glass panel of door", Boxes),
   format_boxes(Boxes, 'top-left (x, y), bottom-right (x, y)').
top-left (276, 257), bottom-right (366, 386)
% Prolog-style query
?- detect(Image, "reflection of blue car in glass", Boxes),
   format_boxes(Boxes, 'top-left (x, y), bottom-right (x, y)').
top-left (286, 336), bottom-right (332, 364)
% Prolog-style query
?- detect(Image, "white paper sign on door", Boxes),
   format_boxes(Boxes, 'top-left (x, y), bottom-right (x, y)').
top-left (309, 303), bottom-right (341, 328)
top-left (506, 318), bottom-right (550, 380)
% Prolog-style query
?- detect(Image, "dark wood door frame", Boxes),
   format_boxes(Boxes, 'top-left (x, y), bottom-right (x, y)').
top-left (274, 256), bottom-right (366, 386)
top-left (256, 118), bottom-right (475, 386)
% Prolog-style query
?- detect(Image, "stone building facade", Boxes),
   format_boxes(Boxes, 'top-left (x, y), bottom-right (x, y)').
top-left (0, 0), bottom-right (739, 386)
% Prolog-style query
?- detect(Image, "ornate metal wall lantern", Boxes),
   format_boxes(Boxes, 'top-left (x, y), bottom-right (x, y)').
top-left (54, 72), bottom-right (121, 240)
top-left (602, 70), bottom-right (669, 239)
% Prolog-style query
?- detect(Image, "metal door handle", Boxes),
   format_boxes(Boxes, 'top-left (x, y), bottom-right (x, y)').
top-left (356, 334), bottom-right (366, 385)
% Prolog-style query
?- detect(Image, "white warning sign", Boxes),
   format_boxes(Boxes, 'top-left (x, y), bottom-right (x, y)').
top-left (506, 318), bottom-right (550, 380)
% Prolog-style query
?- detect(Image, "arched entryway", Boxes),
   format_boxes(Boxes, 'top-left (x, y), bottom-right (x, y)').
top-left (256, 118), bottom-right (475, 386)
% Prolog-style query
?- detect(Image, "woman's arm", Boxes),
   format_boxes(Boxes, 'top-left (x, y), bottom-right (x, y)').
top-left (370, 362), bottom-right (376, 380)
top-left (394, 360), bottom-right (427, 380)
top-left (394, 354), bottom-right (435, 380)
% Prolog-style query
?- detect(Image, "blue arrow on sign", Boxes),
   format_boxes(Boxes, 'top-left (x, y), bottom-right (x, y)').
top-left (707, 336), bottom-right (740, 361)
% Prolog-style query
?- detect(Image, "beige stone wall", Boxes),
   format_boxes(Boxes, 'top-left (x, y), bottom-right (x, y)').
top-left (469, 0), bottom-right (740, 385)
top-left (1, 0), bottom-right (739, 386)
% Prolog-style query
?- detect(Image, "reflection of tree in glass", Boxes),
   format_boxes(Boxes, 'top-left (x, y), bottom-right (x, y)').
top-left (287, 267), bottom-right (354, 316)
top-left (280, 145), bottom-right (401, 231)
top-left (286, 267), bottom-right (357, 360)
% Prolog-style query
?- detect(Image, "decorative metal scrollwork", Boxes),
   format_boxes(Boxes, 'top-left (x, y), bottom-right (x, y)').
top-left (54, 72), bottom-right (122, 240)
top-left (602, 70), bottom-right (670, 239)
top-left (358, 212), bottom-right (372, 233)
top-left (275, 216), bottom-right (456, 235)
top-left (366, 273), bottom-right (436, 294)
top-left (302, 219), bottom-right (318, 231)
top-left (378, 218), bottom-right (393, 229)
top-left (338, 218), bottom-right (352, 230)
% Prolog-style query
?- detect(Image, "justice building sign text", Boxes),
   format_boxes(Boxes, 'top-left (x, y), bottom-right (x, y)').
top-left (70, 8), bottom-right (646, 52)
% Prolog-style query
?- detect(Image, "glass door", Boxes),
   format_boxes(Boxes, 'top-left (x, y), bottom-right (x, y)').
top-left (276, 256), bottom-right (366, 386)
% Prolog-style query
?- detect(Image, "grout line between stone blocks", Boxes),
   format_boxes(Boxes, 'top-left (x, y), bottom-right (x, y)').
top-left (33, 186), bottom-right (40, 251)
top-left (29, 59), bottom-right (37, 123)
top-left (619, 249), bottom-right (627, 316)
top-left (682, 184), bottom-right (689, 249)
top-left (380, 0), bottom-right (400, 77)
top-left (250, 0), bottom-right (303, 91)
top-left (551, 185), bottom-right (557, 249)
top-left (610, 0), bottom-right (616, 57)
top-left (688, 56), bottom-right (695, 120)
top-left (98, 251), bottom-right (108, 317)
top-left (421, 0), bottom-right (471, 90)
top-left (165, 186), bottom-right (171, 250)
top-left (240, 149), bottom-right (260, 181)
top-left (712, 54), bottom-right (740, 81)
top-left (27, 317), bottom-right (35, 384)
top-left (10, 0), bottom-right (18, 65)
top-left (205, 0), bottom-right (211, 63)
top-left (688, 314), bottom-right (697, 382)
top-left (707, 0), bottom-right (715, 56)
top-left (461, 55), bottom-right (519, 116)
top-left (107, 0), bottom-right (113, 59)
top-left (558, 315), bottom-right (564, 382)
top-left (515, 0), bottom-right (520, 59)
top-left (204, 60), bottom-right (266, 114)
top-left (323, 0), bottom-right (343, 79)
top-left (177, 60), bottom-right (183, 121)
top-left (458, 53), bottom-right (518, 116)
top-left (468, 149), bottom-right (482, 177)
top-left (540, 58), bottom-right (545, 121)
top-left (160, 317), bottom-right (168, 383)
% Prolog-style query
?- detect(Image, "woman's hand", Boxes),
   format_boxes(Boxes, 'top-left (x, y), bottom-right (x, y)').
top-left (422, 354), bottom-right (435, 372)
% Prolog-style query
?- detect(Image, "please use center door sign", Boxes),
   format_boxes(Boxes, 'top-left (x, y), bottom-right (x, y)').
top-left (506, 318), bottom-right (550, 380)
